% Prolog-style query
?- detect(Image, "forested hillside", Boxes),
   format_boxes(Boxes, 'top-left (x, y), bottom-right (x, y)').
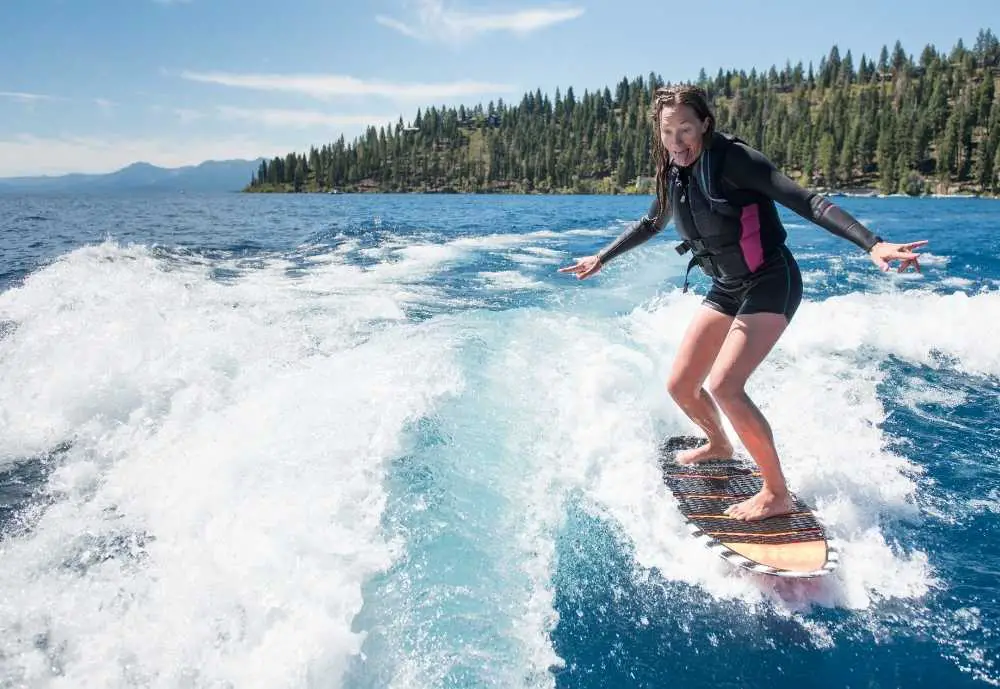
top-left (247, 29), bottom-right (1000, 197)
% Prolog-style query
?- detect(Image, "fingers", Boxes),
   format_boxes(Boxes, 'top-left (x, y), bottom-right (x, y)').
top-left (874, 241), bottom-right (925, 273)
top-left (894, 240), bottom-right (928, 257)
top-left (557, 256), bottom-right (594, 272)
top-left (901, 240), bottom-right (929, 251)
top-left (884, 251), bottom-right (921, 273)
top-left (557, 257), bottom-right (601, 279)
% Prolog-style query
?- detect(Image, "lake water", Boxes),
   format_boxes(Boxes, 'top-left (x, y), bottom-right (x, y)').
top-left (1, 192), bottom-right (998, 688)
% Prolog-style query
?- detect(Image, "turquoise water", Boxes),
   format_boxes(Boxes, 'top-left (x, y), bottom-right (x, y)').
top-left (1, 192), bottom-right (998, 687)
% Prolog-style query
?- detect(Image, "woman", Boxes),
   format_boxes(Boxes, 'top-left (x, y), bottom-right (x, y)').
top-left (559, 85), bottom-right (926, 521)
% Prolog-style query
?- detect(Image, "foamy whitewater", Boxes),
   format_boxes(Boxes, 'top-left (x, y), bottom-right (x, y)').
top-left (0, 193), bottom-right (997, 688)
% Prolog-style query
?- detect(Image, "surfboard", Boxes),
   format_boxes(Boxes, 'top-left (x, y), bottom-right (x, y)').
top-left (660, 436), bottom-right (839, 578)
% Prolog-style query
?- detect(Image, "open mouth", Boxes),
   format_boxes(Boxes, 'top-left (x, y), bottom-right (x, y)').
top-left (671, 148), bottom-right (693, 164)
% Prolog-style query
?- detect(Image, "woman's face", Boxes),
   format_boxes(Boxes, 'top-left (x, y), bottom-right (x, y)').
top-left (659, 104), bottom-right (709, 167)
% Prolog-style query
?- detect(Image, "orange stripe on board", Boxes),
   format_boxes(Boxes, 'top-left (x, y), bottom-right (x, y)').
top-left (675, 494), bottom-right (754, 500)
top-left (668, 472), bottom-right (761, 480)
top-left (691, 512), bottom-right (811, 520)
top-left (704, 528), bottom-right (823, 539)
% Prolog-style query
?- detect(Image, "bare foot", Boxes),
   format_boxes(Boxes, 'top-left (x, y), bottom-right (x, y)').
top-left (675, 440), bottom-right (734, 465)
top-left (725, 489), bottom-right (796, 521)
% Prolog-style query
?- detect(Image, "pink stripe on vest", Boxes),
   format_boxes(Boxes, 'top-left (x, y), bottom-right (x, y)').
top-left (740, 204), bottom-right (764, 273)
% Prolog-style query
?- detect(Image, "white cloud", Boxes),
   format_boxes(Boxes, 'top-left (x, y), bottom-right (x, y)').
top-left (374, 15), bottom-right (423, 40)
top-left (0, 134), bottom-right (295, 177)
top-left (0, 91), bottom-right (60, 103)
top-left (375, 0), bottom-right (584, 43)
top-left (179, 70), bottom-right (513, 101)
top-left (0, 104), bottom-right (403, 175)
top-left (1, 93), bottom-right (121, 112)
top-left (215, 106), bottom-right (400, 129)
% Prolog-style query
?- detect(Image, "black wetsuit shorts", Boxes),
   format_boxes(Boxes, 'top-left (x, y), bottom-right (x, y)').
top-left (702, 244), bottom-right (802, 321)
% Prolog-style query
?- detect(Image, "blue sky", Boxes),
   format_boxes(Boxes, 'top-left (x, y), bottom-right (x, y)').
top-left (0, 0), bottom-right (993, 177)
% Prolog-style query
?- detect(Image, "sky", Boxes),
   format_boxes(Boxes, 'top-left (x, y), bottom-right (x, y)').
top-left (0, 0), bottom-right (994, 177)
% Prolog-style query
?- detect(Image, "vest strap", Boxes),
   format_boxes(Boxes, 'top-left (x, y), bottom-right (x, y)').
top-left (682, 256), bottom-right (698, 293)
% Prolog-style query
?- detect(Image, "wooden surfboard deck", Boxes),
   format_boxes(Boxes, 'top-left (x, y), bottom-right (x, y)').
top-left (660, 436), bottom-right (840, 578)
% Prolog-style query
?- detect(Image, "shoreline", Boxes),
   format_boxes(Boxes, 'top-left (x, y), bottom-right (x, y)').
top-left (243, 185), bottom-right (999, 199)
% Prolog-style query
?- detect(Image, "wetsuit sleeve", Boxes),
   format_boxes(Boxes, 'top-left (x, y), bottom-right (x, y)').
top-left (597, 197), bottom-right (670, 264)
top-left (722, 143), bottom-right (883, 252)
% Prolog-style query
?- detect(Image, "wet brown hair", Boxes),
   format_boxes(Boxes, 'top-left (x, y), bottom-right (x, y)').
top-left (650, 85), bottom-right (715, 221)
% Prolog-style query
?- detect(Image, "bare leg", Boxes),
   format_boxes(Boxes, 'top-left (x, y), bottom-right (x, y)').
top-left (666, 306), bottom-right (735, 464)
top-left (706, 313), bottom-right (795, 521)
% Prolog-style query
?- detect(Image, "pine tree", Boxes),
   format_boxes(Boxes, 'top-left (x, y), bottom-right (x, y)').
top-left (975, 104), bottom-right (1000, 186)
top-left (841, 49), bottom-right (855, 85)
top-left (939, 110), bottom-right (961, 180)
top-left (993, 142), bottom-right (1000, 192)
top-left (817, 133), bottom-right (837, 186)
top-left (877, 110), bottom-right (897, 193)
top-left (878, 45), bottom-right (890, 72)
top-left (838, 119), bottom-right (859, 184)
top-left (891, 41), bottom-right (908, 75)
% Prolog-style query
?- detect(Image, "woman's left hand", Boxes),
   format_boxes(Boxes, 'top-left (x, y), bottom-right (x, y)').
top-left (869, 240), bottom-right (928, 272)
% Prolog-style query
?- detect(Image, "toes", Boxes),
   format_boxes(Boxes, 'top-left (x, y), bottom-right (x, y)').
top-left (727, 499), bottom-right (766, 521)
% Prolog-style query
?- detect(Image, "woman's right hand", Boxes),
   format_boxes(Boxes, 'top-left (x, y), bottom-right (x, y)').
top-left (557, 255), bottom-right (603, 280)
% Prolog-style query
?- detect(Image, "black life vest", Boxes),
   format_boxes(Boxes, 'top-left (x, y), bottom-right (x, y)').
top-left (669, 131), bottom-right (757, 291)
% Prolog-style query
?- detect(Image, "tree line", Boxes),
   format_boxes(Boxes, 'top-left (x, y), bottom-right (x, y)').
top-left (247, 28), bottom-right (1000, 197)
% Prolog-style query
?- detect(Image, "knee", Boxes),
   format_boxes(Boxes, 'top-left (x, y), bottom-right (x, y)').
top-left (666, 373), bottom-right (700, 405)
top-left (705, 374), bottom-right (744, 407)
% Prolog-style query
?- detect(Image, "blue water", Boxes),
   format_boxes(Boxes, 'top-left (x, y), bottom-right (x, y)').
top-left (1, 192), bottom-right (998, 688)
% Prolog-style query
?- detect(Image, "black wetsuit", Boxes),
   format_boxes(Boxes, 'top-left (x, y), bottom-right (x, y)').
top-left (597, 132), bottom-right (882, 321)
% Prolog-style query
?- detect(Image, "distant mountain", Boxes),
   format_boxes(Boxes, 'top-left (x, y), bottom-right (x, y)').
top-left (0, 158), bottom-right (264, 193)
